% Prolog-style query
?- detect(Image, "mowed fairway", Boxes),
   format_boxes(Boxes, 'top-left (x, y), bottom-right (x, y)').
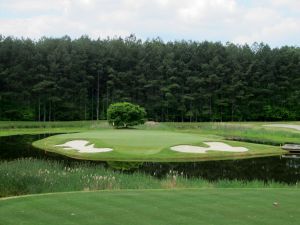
top-left (1, 189), bottom-right (300, 225)
top-left (33, 129), bottom-right (284, 161)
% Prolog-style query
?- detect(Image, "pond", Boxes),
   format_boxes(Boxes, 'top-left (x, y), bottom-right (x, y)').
top-left (1, 134), bottom-right (300, 184)
top-left (0, 134), bottom-right (68, 160)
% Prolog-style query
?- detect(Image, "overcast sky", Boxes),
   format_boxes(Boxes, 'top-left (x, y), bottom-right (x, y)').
top-left (0, 0), bottom-right (299, 47)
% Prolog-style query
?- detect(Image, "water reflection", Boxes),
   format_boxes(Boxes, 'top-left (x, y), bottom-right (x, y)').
top-left (138, 156), bottom-right (300, 183)
top-left (0, 133), bottom-right (68, 160)
top-left (107, 161), bottom-right (143, 171)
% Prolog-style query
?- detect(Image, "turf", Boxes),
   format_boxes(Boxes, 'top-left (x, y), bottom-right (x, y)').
top-left (1, 189), bottom-right (299, 225)
top-left (2, 121), bottom-right (300, 144)
top-left (32, 129), bottom-right (285, 162)
top-left (167, 122), bottom-right (300, 145)
top-left (0, 120), bottom-right (109, 137)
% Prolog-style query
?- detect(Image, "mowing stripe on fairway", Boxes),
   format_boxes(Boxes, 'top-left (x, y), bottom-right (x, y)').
top-left (1, 187), bottom-right (299, 200)
top-left (1, 189), bottom-right (300, 225)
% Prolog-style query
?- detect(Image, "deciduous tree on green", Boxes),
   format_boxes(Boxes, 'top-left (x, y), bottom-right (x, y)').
top-left (107, 102), bottom-right (146, 128)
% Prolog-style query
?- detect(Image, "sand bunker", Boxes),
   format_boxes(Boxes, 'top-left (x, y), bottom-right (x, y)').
top-left (145, 121), bottom-right (159, 126)
top-left (55, 140), bottom-right (113, 153)
top-left (263, 124), bottom-right (300, 131)
top-left (170, 142), bottom-right (248, 153)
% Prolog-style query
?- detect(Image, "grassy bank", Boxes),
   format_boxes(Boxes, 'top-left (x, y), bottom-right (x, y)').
top-left (166, 122), bottom-right (300, 145)
top-left (0, 121), bottom-right (107, 129)
top-left (2, 121), bottom-right (300, 144)
top-left (0, 158), bottom-right (296, 198)
top-left (1, 188), bottom-right (300, 225)
top-left (0, 120), bottom-right (109, 137)
top-left (32, 129), bottom-right (285, 162)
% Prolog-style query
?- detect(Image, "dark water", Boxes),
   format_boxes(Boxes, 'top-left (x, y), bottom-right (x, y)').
top-left (0, 134), bottom-right (69, 160)
top-left (1, 134), bottom-right (300, 184)
top-left (139, 158), bottom-right (300, 183)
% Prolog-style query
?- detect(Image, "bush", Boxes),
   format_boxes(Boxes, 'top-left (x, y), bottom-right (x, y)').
top-left (107, 102), bottom-right (146, 128)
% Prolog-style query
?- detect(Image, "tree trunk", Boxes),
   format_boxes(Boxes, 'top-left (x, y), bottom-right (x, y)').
top-left (106, 83), bottom-right (109, 116)
top-left (84, 103), bottom-right (87, 120)
top-left (209, 96), bottom-right (212, 121)
top-left (96, 71), bottom-right (100, 120)
top-left (38, 98), bottom-right (41, 121)
top-left (43, 103), bottom-right (46, 122)
top-left (231, 102), bottom-right (234, 121)
top-left (91, 92), bottom-right (94, 120)
top-left (48, 101), bottom-right (51, 121)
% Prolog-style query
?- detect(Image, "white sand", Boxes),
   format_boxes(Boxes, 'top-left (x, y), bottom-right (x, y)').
top-left (145, 121), bottom-right (159, 126)
top-left (55, 140), bottom-right (113, 153)
top-left (170, 142), bottom-right (248, 153)
top-left (263, 124), bottom-right (300, 131)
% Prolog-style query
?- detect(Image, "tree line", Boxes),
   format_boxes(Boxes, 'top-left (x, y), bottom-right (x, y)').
top-left (0, 35), bottom-right (299, 121)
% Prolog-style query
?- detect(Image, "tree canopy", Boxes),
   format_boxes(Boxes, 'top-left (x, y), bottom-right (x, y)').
top-left (107, 102), bottom-right (146, 128)
top-left (0, 35), bottom-right (299, 121)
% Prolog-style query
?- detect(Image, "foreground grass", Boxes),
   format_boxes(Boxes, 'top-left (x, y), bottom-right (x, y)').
top-left (0, 159), bottom-right (295, 197)
top-left (1, 188), bottom-right (300, 225)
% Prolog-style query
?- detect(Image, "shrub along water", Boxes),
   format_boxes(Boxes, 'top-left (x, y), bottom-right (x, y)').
top-left (0, 158), bottom-right (297, 197)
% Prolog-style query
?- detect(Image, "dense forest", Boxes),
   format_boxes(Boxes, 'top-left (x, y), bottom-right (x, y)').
top-left (0, 35), bottom-right (299, 121)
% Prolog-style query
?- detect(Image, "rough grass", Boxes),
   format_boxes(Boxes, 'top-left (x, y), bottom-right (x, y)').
top-left (0, 158), bottom-right (296, 197)
top-left (2, 121), bottom-right (300, 145)
top-left (0, 121), bottom-right (107, 129)
top-left (0, 121), bottom-right (109, 137)
top-left (165, 122), bottom-right (300, 145)
top-left (1, 189), bottom-right (300, 225)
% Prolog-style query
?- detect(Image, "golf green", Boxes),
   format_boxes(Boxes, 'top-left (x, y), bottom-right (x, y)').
top-left (1, 189), bottom-right (299, 225)
top-left (33, 129), bottom-right (284, 161)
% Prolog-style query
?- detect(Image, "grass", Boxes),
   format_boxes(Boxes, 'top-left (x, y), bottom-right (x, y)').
top-left (0, 158), bottom-right (295, 197)
top-left (1, 120), bottom-right (300, 145)
top-left (2, 120), bottom-right (300, 144)
top-left (1, 121), bottom-right (300, 224)
top-left (0, 120), bottom-right (109, 137)
top-left (0, 120), bottom-right (106, 129)
top-left (166, 122), bottom-right (300, 145)
top-left (1, 188), bottom-right (300, 225)
top-left (32, 129), bottom-right (285, 162)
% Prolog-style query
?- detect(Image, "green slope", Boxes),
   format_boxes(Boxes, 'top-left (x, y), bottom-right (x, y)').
top-left (1, 189), bottom-right (299, 225)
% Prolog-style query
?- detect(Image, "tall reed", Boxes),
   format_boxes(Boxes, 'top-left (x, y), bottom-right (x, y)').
top-left (0, 158), bottom-right (297, 197)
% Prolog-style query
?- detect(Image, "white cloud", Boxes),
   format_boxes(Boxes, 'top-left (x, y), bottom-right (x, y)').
top-left (178, 0), bottom-right (237, 22)
top-left (0, 0), bottom-right (66, 14)
top-left (234, 18), bottom-right (300, 46)
top-left (270, 0), bottom-right (300, 11)
top-left (0, 0), bottom-right (299, 46)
